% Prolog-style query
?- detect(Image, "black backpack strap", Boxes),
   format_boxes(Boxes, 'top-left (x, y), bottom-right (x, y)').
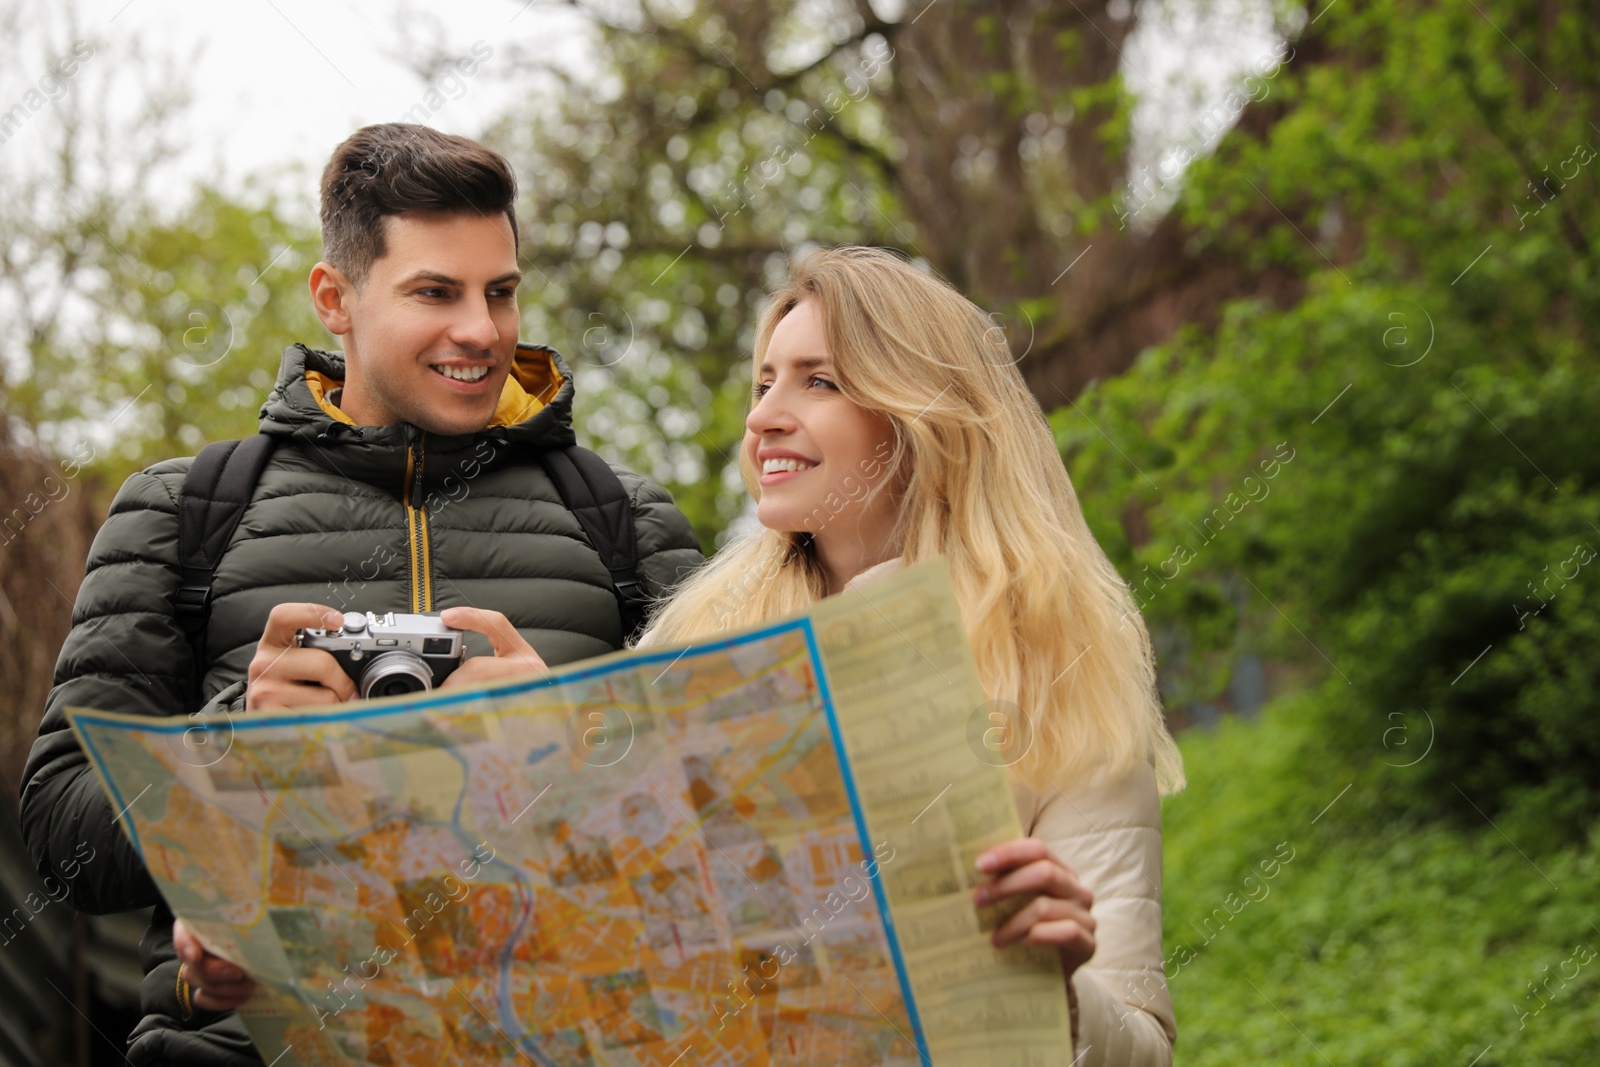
top-left (175, 436), bottom-right (278, 670)
top-left (537, 446), bottom-right (649, 643)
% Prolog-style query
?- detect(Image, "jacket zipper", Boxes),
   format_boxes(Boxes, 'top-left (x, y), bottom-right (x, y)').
top-left (402, 433), bottom-right (433, 612)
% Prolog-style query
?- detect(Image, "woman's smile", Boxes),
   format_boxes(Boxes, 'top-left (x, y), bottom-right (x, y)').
top-left (758, 448), bottom-right (820, 485)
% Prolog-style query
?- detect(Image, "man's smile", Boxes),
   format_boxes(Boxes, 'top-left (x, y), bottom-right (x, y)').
top-left (431, 364), bottom-right (491, 383)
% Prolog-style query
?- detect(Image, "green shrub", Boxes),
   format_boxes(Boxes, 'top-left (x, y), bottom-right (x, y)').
top-left (1163, 702), bottom-right (1600, 1065)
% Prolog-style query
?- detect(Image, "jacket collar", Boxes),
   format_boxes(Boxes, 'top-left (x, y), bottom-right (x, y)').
top-left (843, 557), bottom-right (905, 592)
top-left (258, 342), bottom-right (579, 451)
top-left (259, 342), bottom-right (585, 489)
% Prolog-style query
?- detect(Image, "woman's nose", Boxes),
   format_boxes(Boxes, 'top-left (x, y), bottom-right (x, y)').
top-left (746, 387), bottom-right (794, 436)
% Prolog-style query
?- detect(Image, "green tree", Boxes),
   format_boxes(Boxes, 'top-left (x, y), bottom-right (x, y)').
top-left (1056, 0), bottom-right (1599, 831)
top-left (0, 6), bottom-right (321, 786)
top-left (484, 0), bottom-right (1311, 544)
top-left (0, 6), bottom-right (323, 483)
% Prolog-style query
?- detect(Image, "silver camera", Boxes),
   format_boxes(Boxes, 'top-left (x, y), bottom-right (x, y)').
top-left (296, 611), bottom-right (465, 700)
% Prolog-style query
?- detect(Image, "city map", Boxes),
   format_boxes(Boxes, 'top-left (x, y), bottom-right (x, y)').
top-left (69, 560), bottom-right (1070, 1065)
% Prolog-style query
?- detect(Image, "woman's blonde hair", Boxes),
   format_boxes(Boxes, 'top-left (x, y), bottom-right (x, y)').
top-left (639, 247), bottom-right (1184, 796)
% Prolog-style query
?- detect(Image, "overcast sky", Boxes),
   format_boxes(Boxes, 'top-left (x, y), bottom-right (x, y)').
top-left (2, 0), bottom-right (586, 218)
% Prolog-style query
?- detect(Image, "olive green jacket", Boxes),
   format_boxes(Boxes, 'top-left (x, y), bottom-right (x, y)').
top-left (18, 342), bottom-right (703, 1064)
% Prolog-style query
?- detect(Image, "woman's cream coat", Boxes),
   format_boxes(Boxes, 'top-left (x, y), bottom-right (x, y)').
top-left (1013, 767), bottom-right (1176, 1065)
top-left (848, 559), bottom-right (1175, 1066)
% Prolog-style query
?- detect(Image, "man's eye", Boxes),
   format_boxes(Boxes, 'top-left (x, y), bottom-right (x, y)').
top-left (489, 288), bottom-right (517, 299)
top-left (418, 288), bottom-right (449, 299)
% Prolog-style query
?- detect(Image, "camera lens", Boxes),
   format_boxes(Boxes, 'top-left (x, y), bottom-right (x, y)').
top-left (360, 651), bottom-right (434, 700)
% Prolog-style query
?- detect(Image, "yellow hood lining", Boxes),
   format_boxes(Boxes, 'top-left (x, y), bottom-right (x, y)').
top-left (305, 345), bottom-right (564, 430)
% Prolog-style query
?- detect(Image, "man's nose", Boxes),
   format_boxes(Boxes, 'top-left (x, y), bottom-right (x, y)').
top-left (450, 294), bottom-right (501, 351)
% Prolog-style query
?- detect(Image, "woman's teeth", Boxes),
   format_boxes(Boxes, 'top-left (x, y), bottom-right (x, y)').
top-left (434, 365), bottom-right (489, 382)
top-left (762, 457), bottom-right (814, 474)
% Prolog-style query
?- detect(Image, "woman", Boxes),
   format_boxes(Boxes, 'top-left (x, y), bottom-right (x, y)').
top-left (639, 246), bottom-right (1186, 1065)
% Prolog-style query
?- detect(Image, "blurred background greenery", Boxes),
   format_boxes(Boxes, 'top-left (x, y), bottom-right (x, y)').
top-left (2, 0), bottom-right (1596, 1062)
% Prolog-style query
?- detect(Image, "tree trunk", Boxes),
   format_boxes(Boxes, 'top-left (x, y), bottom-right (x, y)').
top-left (879, 0), bottom-right (1330, 402)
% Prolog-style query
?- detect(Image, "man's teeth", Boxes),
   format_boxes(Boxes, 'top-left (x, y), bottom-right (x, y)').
top-left (434, 365), bottom-right (489, 382)
top-left (762, 457), bottom-right (814, 474)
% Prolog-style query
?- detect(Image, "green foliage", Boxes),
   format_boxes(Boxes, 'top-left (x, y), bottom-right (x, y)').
top-left (1165, 702), bottom-right (1600, 1065)
top-left (34, 187), bottom-right (324, 486)
top-left (1056, 0), bottom-right (1600, 829)
top-left (0, 13), bottom-right (327, 489)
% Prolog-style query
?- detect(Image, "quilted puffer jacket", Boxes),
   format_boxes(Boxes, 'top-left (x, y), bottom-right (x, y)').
top-left (17, 341), bottom-right (704, 1065)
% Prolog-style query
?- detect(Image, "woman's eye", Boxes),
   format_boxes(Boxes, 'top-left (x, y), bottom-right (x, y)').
top-left (754, 376), bottom-right (834, 397)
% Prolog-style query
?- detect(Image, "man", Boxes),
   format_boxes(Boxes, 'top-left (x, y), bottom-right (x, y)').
top-left (18, 124), bottom-right (703, 1064)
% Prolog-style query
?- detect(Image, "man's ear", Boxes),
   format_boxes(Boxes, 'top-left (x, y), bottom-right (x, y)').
top-left (310, 262), bottom-right (357, 337)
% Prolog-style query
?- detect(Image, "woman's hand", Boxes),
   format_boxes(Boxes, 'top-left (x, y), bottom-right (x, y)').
top-left (973, 837), bottom-right (1097, 980)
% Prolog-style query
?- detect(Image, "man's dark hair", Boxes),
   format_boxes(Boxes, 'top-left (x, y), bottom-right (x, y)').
top-left (319, 123), bottom-right (518, 288)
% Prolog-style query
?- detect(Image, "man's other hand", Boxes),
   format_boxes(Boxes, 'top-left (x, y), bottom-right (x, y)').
top-left (173, 919), bottom-right (257, 1012)
top-left (438, 607), bottom-right (548, 690)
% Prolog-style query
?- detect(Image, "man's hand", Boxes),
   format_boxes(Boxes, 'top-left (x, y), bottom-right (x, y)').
top-left (974, 838), bottom-right (1097, 979)
top-left (245, 603), bottom-right (358, 711)
top-left (438, 607), bottom-right (548, 689)
top-left (173, 919), bottom-right (256, 1012)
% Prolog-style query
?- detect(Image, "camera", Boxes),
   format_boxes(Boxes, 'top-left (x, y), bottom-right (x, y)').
top-left (297, 611), bottom-right (465, 700)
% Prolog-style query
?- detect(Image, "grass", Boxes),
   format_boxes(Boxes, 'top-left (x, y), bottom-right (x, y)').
top-left (1161, 698), bottom-right (1600, 1066)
